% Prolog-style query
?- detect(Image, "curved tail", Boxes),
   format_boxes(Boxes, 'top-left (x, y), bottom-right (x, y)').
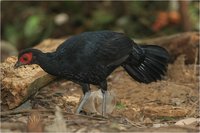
top-left (123, 45), bottom-right (170, 83)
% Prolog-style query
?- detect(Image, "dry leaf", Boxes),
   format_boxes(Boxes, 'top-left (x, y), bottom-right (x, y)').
top-left (45, 106), bottom-right (67, 132)
top-left (27, 111), bottom-right (44, 132)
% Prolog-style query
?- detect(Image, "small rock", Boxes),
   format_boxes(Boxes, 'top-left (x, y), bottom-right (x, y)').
top-left (90, 129), bottom-right (101, 133)
top-left (82, 90), bottom-right (116, 114)
top-left (54, 13), bottom-right (69, 25)
top-left (153, 123), bottom-right (168, 128)
top-left (175, 118), bottom-right (198, 126)
top-left (144, 117), bottom-right (153, 126)
top-left (171, 98), bottom-right (184, 106)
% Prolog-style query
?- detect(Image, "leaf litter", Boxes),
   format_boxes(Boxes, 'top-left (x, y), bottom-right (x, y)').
top-left (0, 55), bottom-right (199, 132)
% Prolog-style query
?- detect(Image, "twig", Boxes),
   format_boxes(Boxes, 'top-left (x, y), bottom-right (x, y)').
top-left (193, 47), bottom-right (198, 79)
top-left (1, 108), bottom-right (107, 121)
top-left (125, 118), bottom-right (146, 128)
top-left (73, 113), bottom-right (108, 121)
top-left (0, 109), bottom-right (55, 116)
top-left (0, 122), bottom-right (26, 131)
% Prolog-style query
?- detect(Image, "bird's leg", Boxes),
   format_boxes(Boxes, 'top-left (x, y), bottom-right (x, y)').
top-left (100, 81), bottom-right (108, 116)
top-left (75, 83), bottom-right (91, 114)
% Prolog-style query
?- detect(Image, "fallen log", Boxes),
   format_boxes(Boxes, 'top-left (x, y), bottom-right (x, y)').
top-left (1, 32), bottom-right (199, 111)
top-left (136, 32), bottom-right (199, 64)
top-left (1, 39), bottom-right (65, 111)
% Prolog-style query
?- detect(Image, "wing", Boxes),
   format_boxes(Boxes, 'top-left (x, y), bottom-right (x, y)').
top-left (54, 31), bottom-right (134, 73)
top-left (94, 32), bottom-right (133, 67)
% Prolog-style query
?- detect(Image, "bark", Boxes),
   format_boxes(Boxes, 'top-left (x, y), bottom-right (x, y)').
top-left (179, 1), bottom-right (192, 31)
top-left (1, 39), bottom-right (65, 111)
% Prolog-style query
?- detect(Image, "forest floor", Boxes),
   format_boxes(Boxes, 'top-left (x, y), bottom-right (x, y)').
top-left (1, 55), bottom-right (199, 132)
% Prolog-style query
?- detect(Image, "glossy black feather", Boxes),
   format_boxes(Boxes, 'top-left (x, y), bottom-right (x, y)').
top-left (36, 31), bottom-right (135, 84)
top-left (123, 45), bottom-right (169, 83)
top-left (19, 31), bottom-right (169, 85)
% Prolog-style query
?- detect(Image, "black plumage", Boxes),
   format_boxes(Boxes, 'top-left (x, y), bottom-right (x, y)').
top-left (15, 31), bottom-right (170, 115)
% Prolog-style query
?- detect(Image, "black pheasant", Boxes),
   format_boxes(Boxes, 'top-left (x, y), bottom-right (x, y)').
top-left (14, 31), bottom-right (170, 116)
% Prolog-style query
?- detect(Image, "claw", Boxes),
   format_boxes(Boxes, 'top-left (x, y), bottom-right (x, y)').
top-left (76, 91), bottom-right (91, 114)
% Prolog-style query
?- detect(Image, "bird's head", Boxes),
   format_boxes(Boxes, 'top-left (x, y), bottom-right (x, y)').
top-left (14, 49), bottom-right (41, 69)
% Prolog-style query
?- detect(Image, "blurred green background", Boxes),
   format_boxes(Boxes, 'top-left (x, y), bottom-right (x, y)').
top-left (1, 1), bottom-right (199, 53)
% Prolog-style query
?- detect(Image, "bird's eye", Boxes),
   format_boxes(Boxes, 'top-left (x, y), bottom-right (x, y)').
top-left (19, 52), bottom-right (33, 64)
top-left (23, 57), bottom-right (28, 61)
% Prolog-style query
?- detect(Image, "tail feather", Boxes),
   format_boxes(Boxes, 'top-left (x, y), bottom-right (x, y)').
top-left (140, 63), bottom-right (160, 80)
top-left (141, 45), bottom-right (169, 59)
top-left (125, 65), bottom-right (147, 82)
top-left (138, 66), bottom-right (157, 81)
top-left (145, 57), bottom-right (166, 73)
top-left (123, 45), bottom-right (169, 83)
top-left (143, 59), bottom-right (164, 76)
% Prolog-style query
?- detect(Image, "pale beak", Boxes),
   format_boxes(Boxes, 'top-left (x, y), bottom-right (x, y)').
top-left (14, 61), bottom-right (23, 69)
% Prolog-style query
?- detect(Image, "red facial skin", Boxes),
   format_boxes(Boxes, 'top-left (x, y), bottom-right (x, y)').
top-left (19, 52), bottom-right (33, 64)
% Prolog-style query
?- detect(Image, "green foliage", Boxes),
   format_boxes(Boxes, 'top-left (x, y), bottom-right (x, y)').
top-left (115, 102), bottom-right (126, 110)
top-left (188, 2), bottom-right (199, 30)
top-left (91, 10), bottom-right (115, 29)
top-left (63, 1), bottom-right (82, 13)
top-left (1, 1), bottom-right (199, 50)
top-left (128, 1), bottom-right (144, 15)
top-left (5, 25), bottom-right (19, 45)
top-left (24, 15), bottom-right (42, 38)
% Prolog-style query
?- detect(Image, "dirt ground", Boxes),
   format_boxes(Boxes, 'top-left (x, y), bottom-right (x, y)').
top-left (0, 55), bottom-right (199, 132)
